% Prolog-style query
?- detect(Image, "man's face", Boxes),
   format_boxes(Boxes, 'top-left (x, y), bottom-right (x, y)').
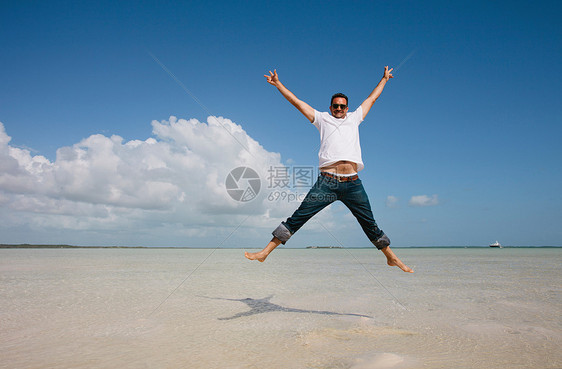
top-left (329, 97), bottom-right (348, 119)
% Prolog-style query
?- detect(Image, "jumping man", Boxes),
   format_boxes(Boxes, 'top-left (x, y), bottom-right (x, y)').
top-left (245, 66), bottom-right (413, 273)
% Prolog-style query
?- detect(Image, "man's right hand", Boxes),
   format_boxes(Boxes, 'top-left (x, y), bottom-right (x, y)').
top-left (263, 68), bottom-right (315, 123)
top-left (264, 69), bottom-right (280, 86)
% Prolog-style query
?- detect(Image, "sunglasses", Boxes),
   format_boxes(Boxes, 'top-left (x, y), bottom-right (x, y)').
top-left (331, 104), bottom-right (348, 110)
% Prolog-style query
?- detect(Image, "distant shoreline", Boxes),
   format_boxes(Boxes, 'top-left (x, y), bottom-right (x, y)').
top-left (0, 244), bottom-right (560, 249)
top-left (0, 244), bottom-right (188, 249)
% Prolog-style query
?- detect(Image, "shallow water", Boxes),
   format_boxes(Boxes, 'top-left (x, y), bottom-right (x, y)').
top-left (1, 248), bottom-right (560, 368)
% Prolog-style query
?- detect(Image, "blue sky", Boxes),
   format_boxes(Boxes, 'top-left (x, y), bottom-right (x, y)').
top-left (1, 0), bottom-right (560, 247)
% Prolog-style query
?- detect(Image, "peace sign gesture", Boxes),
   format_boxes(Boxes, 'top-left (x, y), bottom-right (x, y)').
top-left (383, 66), bottom-right (394, 81)
top-left (264, 69), bottom-right (280, 86)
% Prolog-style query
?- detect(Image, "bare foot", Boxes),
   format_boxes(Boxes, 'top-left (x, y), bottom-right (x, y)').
top-left (387, 256), bottom-right (414, 273)
top-left (381, 247), bottom-right (414, 273)
top-left (245, 237), bottom-right (281, 263)
top-left (245, 251), bottom-right (267, 262)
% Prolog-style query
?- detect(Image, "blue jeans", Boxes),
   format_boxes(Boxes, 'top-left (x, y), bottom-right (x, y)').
top-left (272, 174), bottom-right (390, 249)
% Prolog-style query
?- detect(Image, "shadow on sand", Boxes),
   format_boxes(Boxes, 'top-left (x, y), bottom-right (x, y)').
top-left (198, 295), bottom-right (373, 320)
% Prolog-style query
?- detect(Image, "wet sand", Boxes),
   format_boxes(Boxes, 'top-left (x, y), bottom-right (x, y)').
top-left (1, 247), bottom-right (560, 368)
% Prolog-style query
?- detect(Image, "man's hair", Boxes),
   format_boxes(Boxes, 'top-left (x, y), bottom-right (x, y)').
top-left (331, 93), bottom-right (348, 106)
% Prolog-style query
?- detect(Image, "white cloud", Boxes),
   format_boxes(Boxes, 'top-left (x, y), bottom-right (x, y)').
top-left (385, 195), bottom-right (399, 208)
top-left (408, 194), bottom-right (439, 207)
top-left (0, 117), bottom-right (320, 246)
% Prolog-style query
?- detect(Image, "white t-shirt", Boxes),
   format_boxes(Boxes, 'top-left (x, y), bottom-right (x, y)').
top-left (312, 106), bottom-right (365, 171)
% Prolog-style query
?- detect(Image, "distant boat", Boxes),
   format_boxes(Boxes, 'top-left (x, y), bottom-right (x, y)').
top-left (489, 241), bottom-right (502, 248)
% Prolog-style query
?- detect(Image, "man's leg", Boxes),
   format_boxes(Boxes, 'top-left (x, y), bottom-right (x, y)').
top-left (246, 176), bottom-right (336, 262)
top-left (341, 180), bottom-right (413, 273)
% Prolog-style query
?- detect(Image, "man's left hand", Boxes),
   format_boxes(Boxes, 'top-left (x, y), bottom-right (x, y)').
top-left (383, 66), bottom-right (394, 81)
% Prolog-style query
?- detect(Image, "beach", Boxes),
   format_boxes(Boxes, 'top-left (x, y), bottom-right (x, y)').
top-left (1, 247), bottom-right (560, 368)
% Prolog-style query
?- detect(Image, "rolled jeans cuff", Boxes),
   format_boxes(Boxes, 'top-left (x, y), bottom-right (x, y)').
top-left (272, 222), bottom-right (292, 245)
top-left (372, 234), bottom-right (390, 250)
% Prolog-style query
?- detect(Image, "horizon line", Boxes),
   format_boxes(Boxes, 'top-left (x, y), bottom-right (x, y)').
top-left (1, 244), bottom-right (560, 249)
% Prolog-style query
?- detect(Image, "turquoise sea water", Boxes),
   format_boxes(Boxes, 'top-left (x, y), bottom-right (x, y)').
top-left (1, 247), bottom-right (560, 368)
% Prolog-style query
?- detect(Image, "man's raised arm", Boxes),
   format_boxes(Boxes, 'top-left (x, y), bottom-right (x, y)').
top-left (265, 70), bottom-right (315, 123)
top-left (360, 66), bottom-right (394, 120)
